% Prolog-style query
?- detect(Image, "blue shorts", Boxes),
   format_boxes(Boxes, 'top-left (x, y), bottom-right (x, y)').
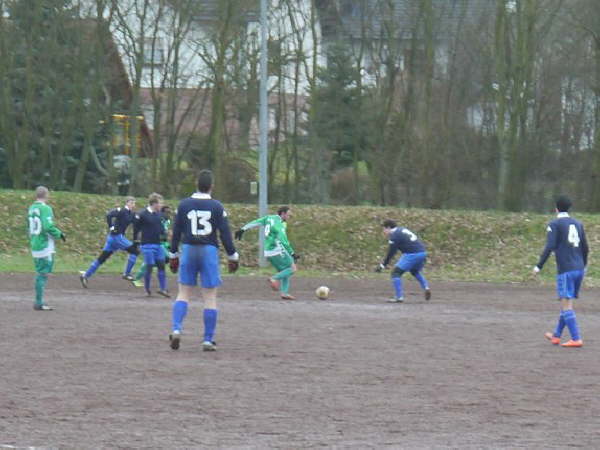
top-left (556, 270), bottom-right (584, 299)
top-left (179, 244), bottom-right (221, 288)
top-left (103, 234), bottom-right (133, 252)
top-left (396, 252), bottom-right (427, 273)
top-left (141, 244), bottom-right (165, 266)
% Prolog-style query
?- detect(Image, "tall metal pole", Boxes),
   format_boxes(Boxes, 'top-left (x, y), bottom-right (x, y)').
top-left (258, 0), bottom-right (269, 267)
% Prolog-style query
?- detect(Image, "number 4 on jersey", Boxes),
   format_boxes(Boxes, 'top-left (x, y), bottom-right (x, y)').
top-left (568, 224), bottom-right (580, 247)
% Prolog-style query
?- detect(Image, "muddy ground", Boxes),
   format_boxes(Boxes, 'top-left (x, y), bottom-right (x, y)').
top-left (1, 273), bottom-right (600, 449)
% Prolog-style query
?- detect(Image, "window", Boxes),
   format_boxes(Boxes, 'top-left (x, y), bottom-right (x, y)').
top-left (143, 38), bottom-right (164, 66)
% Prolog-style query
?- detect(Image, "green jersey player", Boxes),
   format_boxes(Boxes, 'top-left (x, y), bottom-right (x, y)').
top-left (235, 206), bottom-right (299, 299)
top-left (28, 186), bottom-right (65, 311)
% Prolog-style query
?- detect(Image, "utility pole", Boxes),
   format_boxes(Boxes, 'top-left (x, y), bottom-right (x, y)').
top-left (258, 0), bottom-right (269, 266)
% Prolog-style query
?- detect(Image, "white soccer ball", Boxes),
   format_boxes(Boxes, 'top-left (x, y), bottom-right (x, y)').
top-left (315, 285), bottom-right (330, 300)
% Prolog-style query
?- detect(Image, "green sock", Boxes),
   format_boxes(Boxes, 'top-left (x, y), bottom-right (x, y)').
top-left (35, 274), bottom-right (47, 306)
top-left (280, 276), bottom-right (290, 294)
top-left (135, 263), bottom-right (147, 281)
top-left (273, 267), bottom-right (294, 280)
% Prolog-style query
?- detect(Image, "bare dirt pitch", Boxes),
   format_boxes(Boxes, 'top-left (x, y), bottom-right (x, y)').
top-left (1, 273), bottom-right (600, 449)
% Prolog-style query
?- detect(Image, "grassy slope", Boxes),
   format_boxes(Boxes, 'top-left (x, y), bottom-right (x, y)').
top-left (1, 189), bottom-right (598, 285)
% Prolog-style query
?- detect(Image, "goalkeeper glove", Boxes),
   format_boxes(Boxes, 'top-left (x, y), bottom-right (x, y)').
top-left (292, 253), bottom-right (300, 262)
top-left (375, 263), bottom-right (386, 273)
top-left (234, 229), bottom-right (245, 240)
top-left (169, 257), bottom-right (179, 274)
top-left (228, 260), bottom-right (239, 273)
top-left (60, 233), bottom-right (66, 242)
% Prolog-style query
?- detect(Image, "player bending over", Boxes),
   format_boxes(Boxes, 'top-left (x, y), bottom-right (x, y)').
top-left (79, 196), bottom-right (140, 287)
top-left (133, 193), bottom-right (170, 297)
top-left (28, 186), bottom-right (66, 311)
top-left (376, 219), bottom-right (431, 303)
top-left (235, 206), bottom-right (299, 300)
top-left (533, 195), bottom-right (589, 348)
top-left (133, 205), bottom-right (172, 287)
top-left (168, 169), bottom-right (239, 352)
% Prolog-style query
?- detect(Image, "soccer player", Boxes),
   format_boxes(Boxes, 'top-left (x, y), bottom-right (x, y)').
top-left (375, 219), bottom-right (431, 303)
top-left (168, 169), bottom-right (239, 352)
top-left (235, 206), bottom-right (299, 300)
top-left (533, 195), bottom-right (588, 348)
top-left (132, 193), bottom-right (170, 297)
top-left (28, 186), bottom-right (65, 311)
top-left (79, 196), bottom-right (140, 287)
top-left (133, 205), bottom-right (172, 288)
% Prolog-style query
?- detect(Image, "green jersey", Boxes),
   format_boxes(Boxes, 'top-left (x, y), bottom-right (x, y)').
top-left (242, 214), bottom-right (294, 257)
top-left (28, 201), bottom-right (62, 258)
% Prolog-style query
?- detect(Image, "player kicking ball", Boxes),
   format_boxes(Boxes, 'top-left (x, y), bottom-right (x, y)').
top-left (375, 219), bottom-right (431, 303)
top-left (533, 195), bottom-right (588, 348)
top-left (167, 170), bottom-right (239, 352)
top-left (235, 206), bottom-right (299, 300)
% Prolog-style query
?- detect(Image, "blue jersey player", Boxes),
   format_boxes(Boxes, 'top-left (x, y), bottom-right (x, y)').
top-left (376, 219), bottom-right (431, 303)
top-left (80, 196), bottom-right (140, 287)
top-left (133, 193), bottom-right (170, 298)
top-left (534, 195), bottom-right (589, 348)
top-left (168, 170), bottom-right (239, 352)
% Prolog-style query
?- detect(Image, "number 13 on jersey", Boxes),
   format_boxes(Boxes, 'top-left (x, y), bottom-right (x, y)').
top-left (188, 210), bottom-right (212, 236)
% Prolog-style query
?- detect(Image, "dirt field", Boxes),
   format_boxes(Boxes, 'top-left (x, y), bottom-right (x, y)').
top-left (1, 272), bottom-right (600, 449)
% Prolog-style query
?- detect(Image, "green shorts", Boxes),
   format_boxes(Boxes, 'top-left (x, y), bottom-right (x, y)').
top-left (268, 252), bottom-right (293, 272)
top-left (34, 255), bottom-right (54, 275)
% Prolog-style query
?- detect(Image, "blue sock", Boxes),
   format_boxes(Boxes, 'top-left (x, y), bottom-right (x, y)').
top-left (392, 277), bottom-right (403, 298)
top-left (158, 269), bottom-right (166, 291)
top-left (203, 308), bottom-right (218, 342)
top-left (124, 254), bottom-right (137, 276)
top-left (553, 311), bottom-right (566, 338)
top-left (85, 260), bottom-right (100, 278)
top-left (172, 300), bottom-right (188, 332)
top-left (412, 271), bottom-right (429, 290)
top-left (144, 265), bottom-right (152, 291)
top-left (563, 309), bottom-right (581, 341)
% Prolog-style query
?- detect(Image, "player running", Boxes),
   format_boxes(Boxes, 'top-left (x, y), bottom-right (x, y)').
top-left (376, 219), bottom-right (431, 303)
top-left (132, 205), bottom-right (172, 289)
top-left (28, 186), bottom-right (66, 311)
top-left (132, 193), bottom-right (170, 297)
top-left (168, 169), bottom-right (239, 352)
top-left (533, 195), bottom-right (589, 348)
top-left (79, 196), bottom-right (140, 287)
top-left (235, 206), bottom-right (299, 300)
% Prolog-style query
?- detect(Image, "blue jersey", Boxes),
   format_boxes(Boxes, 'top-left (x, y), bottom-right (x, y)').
top-left (133, 207), bottom-right (165, 245)
top-left (383, 227), bottom-right (426, 266)
top-left (170, 193), bottom-right (236, 257)
top-left (106, 207), bottom-right (135, 235)
top-left (537, 213), bottom-right (589, 274)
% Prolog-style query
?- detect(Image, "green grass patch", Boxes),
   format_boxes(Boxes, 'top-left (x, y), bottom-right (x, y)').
top-left (1, 189), bottom-right (598, 286)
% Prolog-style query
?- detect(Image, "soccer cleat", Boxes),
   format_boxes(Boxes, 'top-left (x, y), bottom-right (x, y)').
top-left (544, 332), bottom-right (561, 345)
top-left (79, 271), bottom-right (88, 288)
top-left (132, 280), bottom-right (144, 288)
top-left (561, 339), bottom-right (583, 348)
top-left (387, 297), bottom-right (404, 303)
top-left (33, 304), bottom-right (53, 311)
top-left (424, 288), bottom-right (431, 301)
top-left (157, 289), bottom-right (171, 298)
top-left (202, 340), bottom-right (217, 352)
top-left (268, 278), bottom-right (280, 291)
top-left (169, 331), bottom-right (181, 350)
top-left (280, 293), bottom-right (296, 300)
top-left (122, 274), bottom-right (134, 281)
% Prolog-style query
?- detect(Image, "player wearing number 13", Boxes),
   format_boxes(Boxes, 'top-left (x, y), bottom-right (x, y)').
top-left (533, 195), bottom-right (589, 348)
top-left (28, 186), bottom-right (65, 311)
top-left (168, 169), bottom-right (239, 351)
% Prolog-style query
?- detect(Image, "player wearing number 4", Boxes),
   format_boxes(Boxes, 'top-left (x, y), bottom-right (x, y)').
top-left (375, 219), bottom-right (431, 303)
top-left (28, 186), bottom-right (66, 311)
top-left (167, 170), bottom-right (239, 352)
top-left (235, 206), bottom-right (299, 300)
top-left (533, 195), bottom-right (589, 348)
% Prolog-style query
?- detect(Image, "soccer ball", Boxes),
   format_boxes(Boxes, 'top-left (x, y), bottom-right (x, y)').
top-left (315, 286), bottom-right (330, 300)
